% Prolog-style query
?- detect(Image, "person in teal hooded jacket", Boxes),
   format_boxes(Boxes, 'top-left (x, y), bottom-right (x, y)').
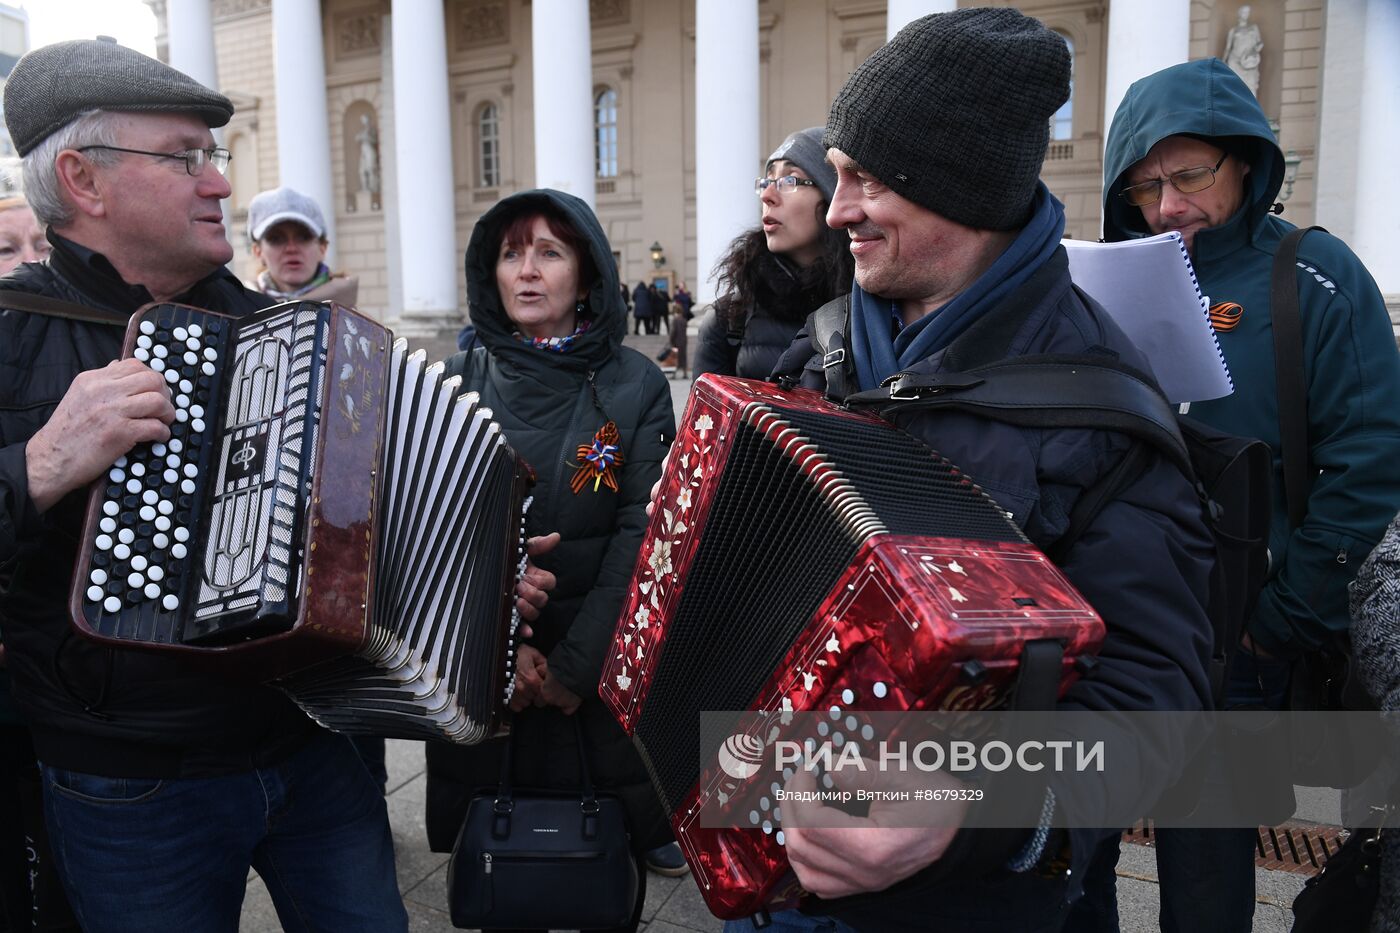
top-left (1071, 58), bottom-right (1400, 933)
top-left (1103, 58), bottom-right (1400, 665)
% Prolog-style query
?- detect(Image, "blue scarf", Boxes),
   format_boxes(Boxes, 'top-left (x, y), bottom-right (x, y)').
top-left (849, 183), bottom-right (1066, 391)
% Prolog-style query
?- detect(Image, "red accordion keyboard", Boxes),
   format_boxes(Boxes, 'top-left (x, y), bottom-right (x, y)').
top-left (601, 375), bottom-right (1104, 919)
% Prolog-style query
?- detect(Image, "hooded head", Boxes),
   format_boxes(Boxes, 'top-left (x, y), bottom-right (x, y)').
top-left (1103, 58), bottom-right (1284, 250)
top-left (464, 189), bottom-right (624, 372)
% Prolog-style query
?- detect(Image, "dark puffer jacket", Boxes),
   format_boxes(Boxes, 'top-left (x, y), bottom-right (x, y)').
top-left (773, 247), bottom-right (1214, 925)
top-left (424, 190), bottom-right (675, 854)
top-left (0, 236), bottom-right (318, 778)
top-left (693, 250), bottom-right (829, 380)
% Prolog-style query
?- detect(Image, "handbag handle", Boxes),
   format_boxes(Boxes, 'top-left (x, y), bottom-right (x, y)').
top-left (492, 716), bottom-right (601, 839)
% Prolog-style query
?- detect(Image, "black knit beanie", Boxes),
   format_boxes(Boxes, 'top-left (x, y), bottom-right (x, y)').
top-left (825, 8), bottom-right (1070, 231)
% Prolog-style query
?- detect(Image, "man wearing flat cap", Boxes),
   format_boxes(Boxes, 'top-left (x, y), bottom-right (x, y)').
top-left (0, 39), bottom-right (408, 931)
top-left (751, 10), bottom-right (1215, 931)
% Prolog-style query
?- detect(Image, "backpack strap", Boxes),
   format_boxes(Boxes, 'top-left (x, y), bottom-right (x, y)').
top-left (0, 289), bottom-right (127, 327)
top-left (1270, 226), bottom-right (1323, 531)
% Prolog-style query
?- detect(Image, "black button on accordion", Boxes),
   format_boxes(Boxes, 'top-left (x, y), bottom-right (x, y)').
top-left (68, 300), bottom-right (534, 744)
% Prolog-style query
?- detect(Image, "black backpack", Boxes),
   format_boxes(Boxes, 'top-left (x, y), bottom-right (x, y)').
top-left (799, 302), bottom-right (1272, 709)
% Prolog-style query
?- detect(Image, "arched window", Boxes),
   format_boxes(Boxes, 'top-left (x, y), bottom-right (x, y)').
top-left (478, 103), bottom-right (500, 188)
top-left (594, 87), bottom-right (618, 179)
top-left (1052, 33), bottom-right (1074, 141)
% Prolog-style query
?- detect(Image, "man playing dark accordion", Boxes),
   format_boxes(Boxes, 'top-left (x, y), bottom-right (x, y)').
top-left (0, 38), bottom-right (554, 933)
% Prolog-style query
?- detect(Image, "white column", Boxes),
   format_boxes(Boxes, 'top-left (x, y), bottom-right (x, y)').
top-left (271, 0), bottom-right (336, 264)
top-left (695, 0), bottom-right (759, 305)
top-left (531, 0), bottom-right (596, 208)
top-left (1102, 0), bottom-right (1190, 151)
top-left (1348, 0), bottom-right (1400, 295)
top-left (390, 0), bottom-right (460, 331)
top-left (1316, 0), bottom-right (1364, 247)
top-left (379, 14), bottom-right (404, 324)
top-left (166, 0), bottom-right (229, 249)
top-left (166, 0), bottom-right (218, 94)
top-left (887, 0), bottom-right (955, 42)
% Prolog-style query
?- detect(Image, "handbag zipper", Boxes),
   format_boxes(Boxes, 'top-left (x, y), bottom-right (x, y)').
top-left (483, 850), bottom-right (605, 861)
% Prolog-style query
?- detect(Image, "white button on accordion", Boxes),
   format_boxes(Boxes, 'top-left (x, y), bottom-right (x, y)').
top-left (69, 300), bottom-right (534, 744)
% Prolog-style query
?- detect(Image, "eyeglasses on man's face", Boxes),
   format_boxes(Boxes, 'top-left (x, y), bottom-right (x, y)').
top-left (755, 175), bottom-right (818, 196)
top-left (77, 145), bottom-right (232, 177)
top-left (1119, 153), bottom-right (1229, 207)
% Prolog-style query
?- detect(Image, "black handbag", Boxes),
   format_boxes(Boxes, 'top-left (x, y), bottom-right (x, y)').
top-left (1291, 821), bottom-right (1385, 932)
top-left (446, 718), bottom-right (639, 930)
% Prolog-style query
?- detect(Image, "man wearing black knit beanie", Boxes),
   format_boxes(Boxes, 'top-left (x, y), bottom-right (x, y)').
top-left (758, 9), bottom-right (1216, 932)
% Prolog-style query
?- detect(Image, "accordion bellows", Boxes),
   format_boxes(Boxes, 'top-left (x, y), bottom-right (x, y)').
top-left (602, 375), bottom-right (1103, 919)
top-left (69, 301), bottom-right (532, 744)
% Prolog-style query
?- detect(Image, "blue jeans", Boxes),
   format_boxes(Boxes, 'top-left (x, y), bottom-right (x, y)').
top-left (40, 731), bottom-right (406, 933)
top-left (1065, 651), bottom-right (1293, 933)
top-left (724, 911), bottom-right (860, 933)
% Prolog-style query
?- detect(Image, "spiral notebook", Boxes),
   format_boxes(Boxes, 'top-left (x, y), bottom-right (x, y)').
top-left (1063, 232), bottom-right (1233, 404)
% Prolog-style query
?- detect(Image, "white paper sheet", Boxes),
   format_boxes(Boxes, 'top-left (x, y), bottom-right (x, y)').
top-left (1063, 232), bottom-right (1233, 404)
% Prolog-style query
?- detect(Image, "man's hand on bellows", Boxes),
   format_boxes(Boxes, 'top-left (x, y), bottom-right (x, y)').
top-left (515, 532), bottom-right (560, 625)
top-left (26, 360), bottom-right (174, 514)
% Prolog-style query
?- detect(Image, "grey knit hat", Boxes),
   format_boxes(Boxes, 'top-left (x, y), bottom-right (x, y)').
top-left (766, 127), bottom-right (837, 203)
top-left (825, 8), bottom-right (1069, 230)
top-left (3, 38), bottom-right (234, 157)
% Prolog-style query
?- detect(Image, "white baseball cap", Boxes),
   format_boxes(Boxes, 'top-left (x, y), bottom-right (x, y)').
top-left (247, 186), bottom-right (326, 242)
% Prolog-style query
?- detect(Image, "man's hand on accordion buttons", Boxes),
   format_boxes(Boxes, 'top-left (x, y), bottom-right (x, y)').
top-left (26, 359), bottom-right (174, 514)
top-left (515, 533), bottom-right (560, 626)
top-left (781, 755), bottom-right (971, 899)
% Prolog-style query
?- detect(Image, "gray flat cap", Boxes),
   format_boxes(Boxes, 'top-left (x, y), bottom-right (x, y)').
top-left (3, 38), bottom-right (234, 157)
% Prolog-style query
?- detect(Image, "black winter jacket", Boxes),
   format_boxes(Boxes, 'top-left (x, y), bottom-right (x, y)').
top-left (775, 247), bottom-right (1215, 925)
top-left (693, 252), bottom-right (827, 380)
top-left (424, 190), bottom-right (675, 854)
top-left (0, 235), bottom-right (318, 778)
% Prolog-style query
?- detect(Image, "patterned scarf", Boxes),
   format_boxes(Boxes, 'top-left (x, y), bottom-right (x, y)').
top-left (515, 317), bottom-right (593, 353)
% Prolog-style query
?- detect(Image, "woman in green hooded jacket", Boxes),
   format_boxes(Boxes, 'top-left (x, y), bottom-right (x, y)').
top-left (424, 190), bottom-right (675, 931)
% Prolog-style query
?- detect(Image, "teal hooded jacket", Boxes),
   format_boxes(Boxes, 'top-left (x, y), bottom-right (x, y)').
top-left (1104, 58), bottom-right (1400, 658)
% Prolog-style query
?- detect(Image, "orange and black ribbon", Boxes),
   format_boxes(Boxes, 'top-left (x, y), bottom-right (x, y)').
top-left (1209, 301), bottom-right (1244, 332)
top-left (570, 420), bottom-right (624, 494)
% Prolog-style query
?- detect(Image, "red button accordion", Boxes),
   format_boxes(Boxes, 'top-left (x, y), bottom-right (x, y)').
top-left (601, 374), bottom-right (1103, 918)
top-left (69, 300), bottom-right (533, 744)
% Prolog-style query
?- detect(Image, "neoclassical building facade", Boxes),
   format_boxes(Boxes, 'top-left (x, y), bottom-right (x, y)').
top-left (145, 0), bottom-right (1397, 332)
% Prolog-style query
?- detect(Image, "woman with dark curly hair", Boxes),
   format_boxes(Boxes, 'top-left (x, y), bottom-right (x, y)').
top-left (693, 126), bottom-right (854, 380)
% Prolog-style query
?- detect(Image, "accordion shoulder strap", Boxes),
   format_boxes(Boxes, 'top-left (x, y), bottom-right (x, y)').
top-left (0, 289), bottom-right (127, 327)
top-left (844, 354), bottom-right (1192, 477)
top-left (804, 294), bottom-right (854, 403)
